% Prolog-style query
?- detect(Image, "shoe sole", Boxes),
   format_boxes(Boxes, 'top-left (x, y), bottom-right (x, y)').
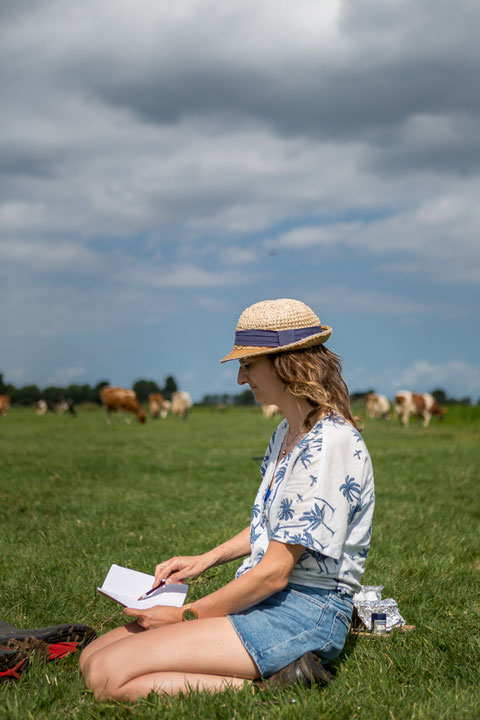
top-left (0, 624), bottom-right (96, 661)
top-left (258, 651), bottom-right (333, 688)
top-left (0, 648), bottom-right (29, 683)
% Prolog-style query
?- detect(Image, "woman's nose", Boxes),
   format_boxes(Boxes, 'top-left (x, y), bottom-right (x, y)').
top-left (237, 367), bottom-right (248, 385)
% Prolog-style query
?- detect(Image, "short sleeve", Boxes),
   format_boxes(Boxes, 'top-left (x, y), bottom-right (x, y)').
top-left (269, 423), bottom-right (357, 560)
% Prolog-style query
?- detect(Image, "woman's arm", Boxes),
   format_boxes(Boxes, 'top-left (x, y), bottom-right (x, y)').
top-left (152, 525), bottom-right (251, 587)
top-left (126, 540), bottom-right (304, 628)
top-left (193, 540), bottom-right (304, 617)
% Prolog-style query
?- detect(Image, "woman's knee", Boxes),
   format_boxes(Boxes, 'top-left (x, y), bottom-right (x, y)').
top-left (82, 650), bottom-right (119, 698)
top-left (79, 641), bottom-right (98, 674)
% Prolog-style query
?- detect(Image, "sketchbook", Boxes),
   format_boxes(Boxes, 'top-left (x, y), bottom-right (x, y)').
top-left (98, 564), bottom-right (188, 610)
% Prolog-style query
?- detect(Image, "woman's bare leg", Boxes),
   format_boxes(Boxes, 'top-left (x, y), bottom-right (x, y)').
top-left (119, 670), bottom-right (251, 697)
top-left (79, 620), bottom-right (143, 673)
top-left (83, 617), bottom-right (259, 701)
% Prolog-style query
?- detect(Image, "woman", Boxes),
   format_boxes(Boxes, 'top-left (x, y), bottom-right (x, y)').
top-left (80, 298), bottom-right (375, 700)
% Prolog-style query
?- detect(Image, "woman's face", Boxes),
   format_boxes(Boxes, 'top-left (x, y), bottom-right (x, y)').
top-left (237, 356), bottom-right (285, 405)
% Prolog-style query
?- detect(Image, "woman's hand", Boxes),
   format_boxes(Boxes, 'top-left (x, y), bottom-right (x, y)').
top-left (153, 554), bottom-right (212, 588)
top-left (123, 605), bottom-right (182, 629)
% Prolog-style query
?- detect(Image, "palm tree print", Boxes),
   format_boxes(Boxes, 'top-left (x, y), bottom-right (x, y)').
top-left (250, 524), bottom-right (261, 544)
top-left (340, 475), bottom-right (361, 503)
top-left (328, 412), bottom-right (346, 426)
top-left (300, 502), bottom-right (335, 536)
top-left (274, 464), bottom-right (288, 484)
top-left (278, 498), bottom-right (295, 521)
top-left (299, 448), bottom-right (314, 469)
top-left (348, 503), bottom-right (362, 524)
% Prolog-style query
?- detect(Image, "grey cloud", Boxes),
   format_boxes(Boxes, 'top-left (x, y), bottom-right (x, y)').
top-left (95, 55), bottom-right (480, 140)
top-left (51, 2), bottom-right (479, 176)
top-left (2, 0), bottom-right (480, 182)
top-left (0, 142), bottom-right (65, 178)
top-left (369, 114), bottom-right (480, 176)
top-left (0, 0), bottom-right (43, 22)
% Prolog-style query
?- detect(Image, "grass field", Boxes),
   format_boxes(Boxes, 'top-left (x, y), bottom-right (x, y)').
top-left (1, 405), bottom-right (479, 719)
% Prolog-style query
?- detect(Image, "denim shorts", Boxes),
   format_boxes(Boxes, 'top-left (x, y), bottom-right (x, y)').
top-left (228, 583), bottom-right (353, 677)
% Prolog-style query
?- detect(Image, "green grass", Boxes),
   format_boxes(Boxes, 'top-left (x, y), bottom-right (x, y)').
top-left (0, 406), bottom-right (479, 719)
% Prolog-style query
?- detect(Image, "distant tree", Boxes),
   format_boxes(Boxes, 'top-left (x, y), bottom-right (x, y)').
top-left (132, 379), bottom-right (161, 402)
top-left (200, 394), bottom-right (228, 406)
top-left (65, 384), bottom-right (91, 404)
top-left (431, 388), bottom-right (448, 405)
top-left (0, 373), bottom-right (7, 394)
top-left (233, 389), bottom-right (255, 406)
top-left (89, 380), bottom-right (110, 405)
top-left (16, 385), bottom-right (41, 406)
top-left (43, 386), bottom-right (65, 404)
top-left (162, 376), bottom-right (178, 401)
top-left (5, 384), bottom-right (17, 403)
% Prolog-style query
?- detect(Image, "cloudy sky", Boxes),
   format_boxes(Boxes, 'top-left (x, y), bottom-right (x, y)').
top-left (2, 0), bottom-right (479, 402)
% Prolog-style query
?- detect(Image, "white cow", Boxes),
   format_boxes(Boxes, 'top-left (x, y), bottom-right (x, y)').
top-left (36, 399), bottom-right (48, 415)
top-left (365, 393), bottom-right (391, 420)
top-left (261, 404), bottom-right (282, 419)
top-left (171, 391), bottom-right (192, 421)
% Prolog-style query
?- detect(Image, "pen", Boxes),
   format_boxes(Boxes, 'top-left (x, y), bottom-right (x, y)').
top-left (137, 578), bottom-right (166, 601)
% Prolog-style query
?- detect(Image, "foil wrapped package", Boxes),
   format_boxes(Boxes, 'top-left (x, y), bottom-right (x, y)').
top-left (353, 585), bottom-right (384, 603)
top-left (354, 598), bottom-right (405, 632)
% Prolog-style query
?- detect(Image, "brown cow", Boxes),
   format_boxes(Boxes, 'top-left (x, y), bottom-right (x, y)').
top-left (100, 386), bottom-right (146, 424)
top-left (394, 390), bottom-right (445, 427)
top-left (0, 395), bottom-right (10, 417)
top-left (148, 393), bottom-right (170, 419)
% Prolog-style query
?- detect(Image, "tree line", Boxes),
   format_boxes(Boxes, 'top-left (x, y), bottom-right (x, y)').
top-left (0, 374), bottom-right (179, 406)
top-left (0, 373), bottom-right (256, 408)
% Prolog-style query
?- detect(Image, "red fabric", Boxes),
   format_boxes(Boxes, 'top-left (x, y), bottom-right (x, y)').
top-left (48, 641), bottom-right (79, 660)
top-left (0, 656), bottom-right (27, 680)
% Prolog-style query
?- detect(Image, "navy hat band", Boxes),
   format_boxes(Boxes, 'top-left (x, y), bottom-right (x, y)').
top-left (235, 326), bottom-right (325, 348)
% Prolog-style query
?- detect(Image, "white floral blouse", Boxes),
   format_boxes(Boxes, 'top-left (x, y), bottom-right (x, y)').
top-left (236, 413), bottom-right (375, 595)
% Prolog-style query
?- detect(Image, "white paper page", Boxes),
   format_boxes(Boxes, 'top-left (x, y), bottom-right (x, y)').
top-left (100, 564), bottom-right (154, 596)
top-left (99, 586), bottom-right (188, 610)
top-left (97, 564), bottom-right (188, 609)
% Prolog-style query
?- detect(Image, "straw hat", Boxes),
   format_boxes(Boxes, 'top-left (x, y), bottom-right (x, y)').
top-left (220, 299), bottom-right (332, 363)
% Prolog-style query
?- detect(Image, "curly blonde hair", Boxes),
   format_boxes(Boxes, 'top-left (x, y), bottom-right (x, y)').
top-left (269, 345), bottom-right (359, 431)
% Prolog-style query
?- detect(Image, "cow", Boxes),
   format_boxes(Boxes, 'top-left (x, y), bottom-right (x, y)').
top-left (100, 386), bottom-right (146, 424)
top-left (36, 399), bottom-right (49, 415)
top-left (365, 393), bottom-right (391, 420)
top-left (148, 393), bottom-right (171, 419)
top-left (394, 390), bottom-right (445, 427)
top-left (171, 391), bottom-right (192, 421)
top-left (57, 396), bottom-right (76, 416)
top-left (0, 395), bottom-right (10, 417)
top-left (36, 398), bottom-right (76, 416)
top-left (261, 404), bottom-right (282, 419)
